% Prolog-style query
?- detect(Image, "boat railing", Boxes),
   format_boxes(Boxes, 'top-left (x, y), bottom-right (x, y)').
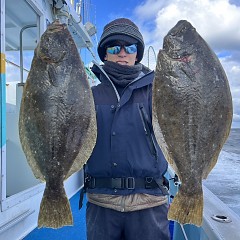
top-left (166, 166), bottom-right (240, 240)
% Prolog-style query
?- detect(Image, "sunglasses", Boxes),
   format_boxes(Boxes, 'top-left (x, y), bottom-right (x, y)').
top-left (106, 44), bottom-right (137, 55)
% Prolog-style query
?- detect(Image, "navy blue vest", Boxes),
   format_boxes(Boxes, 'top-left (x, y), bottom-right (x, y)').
top-left (86, 63), bottom-right (168, 195)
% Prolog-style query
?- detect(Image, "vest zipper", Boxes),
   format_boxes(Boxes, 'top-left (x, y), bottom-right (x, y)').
top-left (138, 103), bottom-right (158, 160)
top-left (92, 60), bottom-right (120, 102)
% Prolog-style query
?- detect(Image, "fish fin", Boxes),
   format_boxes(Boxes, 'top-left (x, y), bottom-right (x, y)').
top-left (19, 116), bottom-right (46, 182)
top-left (152, 113), bottom-right (178, 171)
top-left (202, 152), bottom-right (219, 179)
top-left (38, 187), bottom-right (73, 229)
top-left (168, 190), bottom-right (203, 226)
top-left (203, 123), bottom-right (232, 179)
top-left (65, 102), bottom-right (97, 179)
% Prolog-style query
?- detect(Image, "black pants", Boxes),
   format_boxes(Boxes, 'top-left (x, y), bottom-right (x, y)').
top-left (86, 202), bottom-right (171, 240)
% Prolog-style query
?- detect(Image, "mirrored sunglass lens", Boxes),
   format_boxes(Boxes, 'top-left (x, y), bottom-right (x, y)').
top-left (107, 46), bottom-right (121, 54)
top-left (107, 44), bottom-right (137, 54)
top-left (124, 44), bottom-right (137, 54)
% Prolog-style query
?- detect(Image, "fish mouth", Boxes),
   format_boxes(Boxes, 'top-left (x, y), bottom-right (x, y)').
top-left (47, 20), bottom-right (67, 32)
top-left (167, 20), bottom-right (195, 38)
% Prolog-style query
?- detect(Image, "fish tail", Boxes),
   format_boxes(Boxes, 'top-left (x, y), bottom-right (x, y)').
top-left (38, 187), bottom-right (73, 228)
top-left (168, 190), bottom-right (203, 226)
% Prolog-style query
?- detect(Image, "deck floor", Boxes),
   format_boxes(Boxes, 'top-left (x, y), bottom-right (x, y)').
top-left (24, 191), bottom-right (87, 240)
top-left (24, 191), bottom-right (173, 239)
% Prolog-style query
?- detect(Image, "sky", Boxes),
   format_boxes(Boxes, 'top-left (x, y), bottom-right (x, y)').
top-left (5, 0), bottom-right (240, 128)
top-left (85, 0), bottom-right (240, 128)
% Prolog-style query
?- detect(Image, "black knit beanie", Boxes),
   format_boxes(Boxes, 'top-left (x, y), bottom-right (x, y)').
top-left (98, 18), bottom-right (145, 63)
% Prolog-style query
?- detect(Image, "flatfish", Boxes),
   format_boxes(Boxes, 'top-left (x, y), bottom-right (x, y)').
top-left (152, 20), bottom-right (233, 226)
top-left (19, 20), bottom-right (97, 228)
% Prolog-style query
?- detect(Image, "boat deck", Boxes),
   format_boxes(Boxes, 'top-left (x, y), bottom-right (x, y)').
top-left (24, 191), bottom-right (174, 240)
top-left (24, 191), bottom-right (87, 240)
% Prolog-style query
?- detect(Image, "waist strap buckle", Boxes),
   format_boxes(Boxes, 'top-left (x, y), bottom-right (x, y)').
top-left (125, 177), bottom-right (135, 190)
top-left (111, 177), bottom-right (135, 190)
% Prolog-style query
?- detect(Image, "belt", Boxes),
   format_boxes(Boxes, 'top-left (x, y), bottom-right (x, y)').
top-left (84, 176), bottom-right (169, 195)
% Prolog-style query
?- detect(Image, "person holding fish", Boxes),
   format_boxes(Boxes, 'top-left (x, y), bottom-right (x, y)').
top-left (82, 18), bottom-right (171, 240)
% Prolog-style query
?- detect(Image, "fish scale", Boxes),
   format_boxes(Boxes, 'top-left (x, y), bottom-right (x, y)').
top-left (19, 20), bottom-right (97, 229)
top-left (152, 20), bottom-right (232, 226)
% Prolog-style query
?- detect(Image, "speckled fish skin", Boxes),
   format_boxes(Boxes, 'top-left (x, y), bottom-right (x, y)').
top-left (19, 20), bottom-right (97, 228)
top-left (152, 20), bottom-right (233, 226)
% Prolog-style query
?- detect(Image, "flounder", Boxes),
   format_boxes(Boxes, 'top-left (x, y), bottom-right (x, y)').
top-left (19, 20), bottom-right (97, 228)
top-left (152, 20), bottom-right (233, 226)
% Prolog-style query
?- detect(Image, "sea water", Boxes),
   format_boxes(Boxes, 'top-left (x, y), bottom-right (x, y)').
top-left (203, 128), bottom-right (240, 217)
